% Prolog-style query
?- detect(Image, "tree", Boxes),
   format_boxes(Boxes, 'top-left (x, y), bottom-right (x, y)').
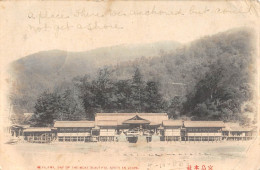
top-left (130, 68), bottom-right (145, 112)
top-left (143, 81), bottom-right (166, 112)
top-left (74, 75), bottom-right (96, 119)
top-left (167, 96), bottom-right (185, 119)
top-left (92, 68), bottom-right (116, 112)
top-left (32, 91), bottom-right (60, 127)
top-left (113, 80), bottom-right (132, 112)
top-left (58, 88), bottom-right (85, 120)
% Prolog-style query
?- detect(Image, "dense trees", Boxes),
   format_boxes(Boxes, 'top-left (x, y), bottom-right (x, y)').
top-left (32, 87), bottom-right (85, 126)
top-left (130, 68), bottom-right (145, 112)
top-left (143, 81), bottom-right (166, 112)
top-left (110, 28), bottom-right (256, 124)
top-left (182, 57), bottom-right (255, 122)
top-left (15, 28), bottom-right (257, 126)
top-left (32, 91), bottom-right (58, 126)
top-left (33, 68), bottom-right (167, 126)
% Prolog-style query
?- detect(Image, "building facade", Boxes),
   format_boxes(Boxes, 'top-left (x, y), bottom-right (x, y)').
top-left (17, 113), bottom-right (256, 143)
top-left (54, 121), bottom-right (95, 142)
top-left (183, 121), bottom-right (224, 141)
top-left (222, 123), bottom-right (257, 141)
top-left (23, 127), bottom-right (55, 143)
top-left (162, 120), bottom-right (183, 141)
top-left (96, 120), bottom-right (118, 142)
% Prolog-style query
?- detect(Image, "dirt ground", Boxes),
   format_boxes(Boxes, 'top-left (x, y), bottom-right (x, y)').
top-left (1, 140), bottom-right (260, 170)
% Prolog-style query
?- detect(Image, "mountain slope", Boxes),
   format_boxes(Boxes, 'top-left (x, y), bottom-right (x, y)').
top-left (111, 28), bottom-right (256, 100)
top-left (9, 41), bottom-right (180, 113)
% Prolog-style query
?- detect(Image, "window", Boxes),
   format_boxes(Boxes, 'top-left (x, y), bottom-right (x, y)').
top-left (78, 128), bottom-right (85, 132)
top-left (202, 137), bottom-right (208, 141)
top-left (85, 136), bottom-right (91, 142)
top-left (195, 136), bottom-right (200, 141)
top-left (78, 137), bottom-right (84, 141)
top-left (65, 137), bottom-right (70, 142)
top-left (58, 137), bottom-right (64, 142)
top-left (72, 137), bottom-right (77, 142)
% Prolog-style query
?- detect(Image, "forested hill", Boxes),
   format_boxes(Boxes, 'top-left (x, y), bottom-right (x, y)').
top-left (109, 28), bottom-right (256, 123)
top-left (8, 41), bottom-right (180, 114)
top-left (9, 27), bottom-right (257, 126)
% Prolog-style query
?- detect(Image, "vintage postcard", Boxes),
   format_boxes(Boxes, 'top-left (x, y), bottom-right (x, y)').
top-left (0, 1), bottom-right (259, 170)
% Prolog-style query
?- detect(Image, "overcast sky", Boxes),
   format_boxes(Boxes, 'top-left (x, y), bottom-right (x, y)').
top-left (0, 1), bottom-right (258, 67)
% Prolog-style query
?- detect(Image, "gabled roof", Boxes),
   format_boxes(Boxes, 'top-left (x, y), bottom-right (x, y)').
top-left (54, 121), bottom-right (95, 128)
top-left (163, 120), bottom-right (183, 127)
top-left (96, 113), bottom-right (168, 116)
top-left (95, 113), bottom-right (168, 125)
top-left (123, 115), bottom-right (150, 124)
top-left (97, 120), bottom-right (118, 127)
top-left (184, 121), bottom-right (225, 128)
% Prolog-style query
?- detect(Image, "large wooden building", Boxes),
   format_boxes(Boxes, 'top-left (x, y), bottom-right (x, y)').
top-left (10, 124), bottom-right (30, 138)
top-left (162, 120), bottom-right (183, 141)
top-left (95, 113), bottom-right (168, 131)
top-left (14, 113), bottom-right (256, 143)
top-left (54, 121), bottom-right (95, 142)
top-left (96, 120), bottom-right (118, 142)
top-left (222, 123), bottom-right (256, 141)
top-left (184, 121), bottom-right (224, 141)
top-left (95, 113), bottom-right (169, 142)
top-left (23, 127), bottom-right (55, 143)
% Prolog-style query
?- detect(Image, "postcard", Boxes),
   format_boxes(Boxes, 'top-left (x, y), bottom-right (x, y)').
top-left (0, 1), bottom-right (259, 170)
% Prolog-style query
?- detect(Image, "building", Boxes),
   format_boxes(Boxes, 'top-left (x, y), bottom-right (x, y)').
top-left (95, 113), bottom-right (168, 131)
top-left (96, 120), bottom-right (118, 142)
top-left (162, 120), bottom-right (183, 141)
top-left (222, 123), bottom-right (256, 141)
top-left (10, 124), bottom-right (30, 138)
top-left (17, 113), bottom-right (257, 143)
top-left (23, 127), bottom-right (55, 143)
top-left (95, 113), bottom-right (168, 142)
top-left (184, 121), bottom-right (224, 141)
top-left (54, 121), bottom-right (95, 142)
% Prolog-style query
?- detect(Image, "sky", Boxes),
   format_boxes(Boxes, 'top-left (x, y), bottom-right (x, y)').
top-left (0, 1), bottom-right (258, 68)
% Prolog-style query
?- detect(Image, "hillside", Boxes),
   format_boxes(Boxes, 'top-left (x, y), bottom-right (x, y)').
top-left (108, 27), bottom-right (256, 122)
top-left (111, 28), bottom-right (256, 100)
top-left (8, 41), bottom-right (180, 114)
top-left (9, 27), bottom-right (257, 125)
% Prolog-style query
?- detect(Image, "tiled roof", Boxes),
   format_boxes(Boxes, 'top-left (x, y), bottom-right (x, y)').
top-left (123, 115), bottom-right (150, 124)
top-left (97, 120), bottom-right (118, 127)
top-left (96, 113), bottom-right (168, 116)
top-left (123, 119), bottom-right (150, 124)
top-left (23, 127), bottom-right (53, 132)
top-left (95, 113), bottom-right (168, 125)
top-left (184, 121), bottom-right (225, 128)
top-left (54, 121), bottom-right (95, 128)
top-left (163, 120), bottom-right (183, 127)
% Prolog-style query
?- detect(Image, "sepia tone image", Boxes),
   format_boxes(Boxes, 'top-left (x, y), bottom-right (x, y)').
top-left (0, 1), bottom-right (259, 170)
